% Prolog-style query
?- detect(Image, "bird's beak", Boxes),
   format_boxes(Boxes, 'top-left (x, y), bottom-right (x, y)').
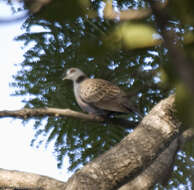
top-left (63, 76), bottom-right (67, 80)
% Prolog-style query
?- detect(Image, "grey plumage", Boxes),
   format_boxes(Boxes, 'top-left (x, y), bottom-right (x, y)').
top-left (63, 68), bottom-right (141, 117)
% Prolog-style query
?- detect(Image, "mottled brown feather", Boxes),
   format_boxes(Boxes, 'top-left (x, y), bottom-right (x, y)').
top-left (79, 79), bottom-right (130, 113)
top-left (80, 79), bottom-right (120, 102)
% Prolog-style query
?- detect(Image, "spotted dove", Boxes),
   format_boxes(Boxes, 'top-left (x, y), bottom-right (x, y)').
top-left (63, 68), bottom-right (141, 117)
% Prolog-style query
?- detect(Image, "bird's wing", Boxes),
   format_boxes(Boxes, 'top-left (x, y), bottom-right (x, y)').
top-left (79, 78), bottom-right (122, 104)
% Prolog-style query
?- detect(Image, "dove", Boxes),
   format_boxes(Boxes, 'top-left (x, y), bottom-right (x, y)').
top-left (63, 68), bottom-right (142, 117)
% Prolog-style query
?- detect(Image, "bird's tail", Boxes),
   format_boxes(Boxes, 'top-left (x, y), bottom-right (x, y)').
top-left (128, 108), bottom-right (143, 119)
top-left (122, 103), bottom-right (143, 119)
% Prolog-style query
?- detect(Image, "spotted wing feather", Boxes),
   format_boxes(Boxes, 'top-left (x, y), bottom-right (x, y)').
top-left (80, 79), bottom-right (121, 103)
top-left (79, 79), bottom-right (130, 113)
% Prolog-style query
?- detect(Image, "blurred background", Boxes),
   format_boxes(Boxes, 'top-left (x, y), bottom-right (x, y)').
top-left (0, 0), bottom-right (193, 188)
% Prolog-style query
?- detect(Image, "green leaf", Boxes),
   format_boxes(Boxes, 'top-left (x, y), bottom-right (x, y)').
top-left (105, 23), bottom-right (162, 50)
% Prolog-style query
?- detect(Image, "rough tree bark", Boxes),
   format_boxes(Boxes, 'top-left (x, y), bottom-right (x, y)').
top-left (0, 95), bottom-right (193, 190)
top-left (0, 168), bottom-right (66, 190)
top-left (63, 95), bottom-right (180, 190)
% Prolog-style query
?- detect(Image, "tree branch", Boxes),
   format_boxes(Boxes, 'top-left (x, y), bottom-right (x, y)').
top-left (63, 95), bottom-right (183, 190)
top-left (0, 108), bottom-right (102, 121)
top-left (0, 95), bottom-right (193, 189)
top-left (119, 128), bottom-right (194, 190)
top-left (119, 138), bottom-right (179, 190)
top-left (0, 108), bottom-right (137, 129)
top-left (0, 128), bottom-right (192, 190)
top-left (0, 168), bottom-right (66, 190)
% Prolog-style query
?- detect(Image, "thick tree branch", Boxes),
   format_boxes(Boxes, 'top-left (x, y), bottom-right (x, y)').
top-left (63, 95), bottom-right (182, 190)
top-left (119, 128), bottom-right (194, 190)
top-left (0, 168), bottom-right (66, 190)
top-left (0, 96), bottom-right (193, 190)
top-left (119, 138), bottom-right (179, 190)
top-left (0, 108), bottom-right (137, 129)
top-left (0, 128), bottom-right (192, 190)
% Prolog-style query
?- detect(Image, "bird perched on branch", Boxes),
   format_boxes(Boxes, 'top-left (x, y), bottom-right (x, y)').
top-left (63, 68), bottom-right (142, 118)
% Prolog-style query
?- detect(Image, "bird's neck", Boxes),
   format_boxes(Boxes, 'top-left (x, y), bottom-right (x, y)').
top-left (75, 75), bottom-right (87, 84)
top-left (73, 75), bottom-right (87, 99)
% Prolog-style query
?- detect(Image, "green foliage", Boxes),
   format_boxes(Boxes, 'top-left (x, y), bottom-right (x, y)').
top-left (104, 22), bottom-right (162, 50)
top-left (175, 84), bottom-right (194, 127)
top-left (9, 0), bottom-right (194, 188)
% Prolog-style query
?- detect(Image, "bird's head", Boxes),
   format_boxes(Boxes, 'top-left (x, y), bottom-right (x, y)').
top-left (63, 68), bottom-right (87, 82)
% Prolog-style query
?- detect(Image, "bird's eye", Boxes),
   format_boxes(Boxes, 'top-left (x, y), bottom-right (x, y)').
top-left (67, 69), bottom-right (76, 75)
top-left (69, 69), bottom-right (76, 74)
